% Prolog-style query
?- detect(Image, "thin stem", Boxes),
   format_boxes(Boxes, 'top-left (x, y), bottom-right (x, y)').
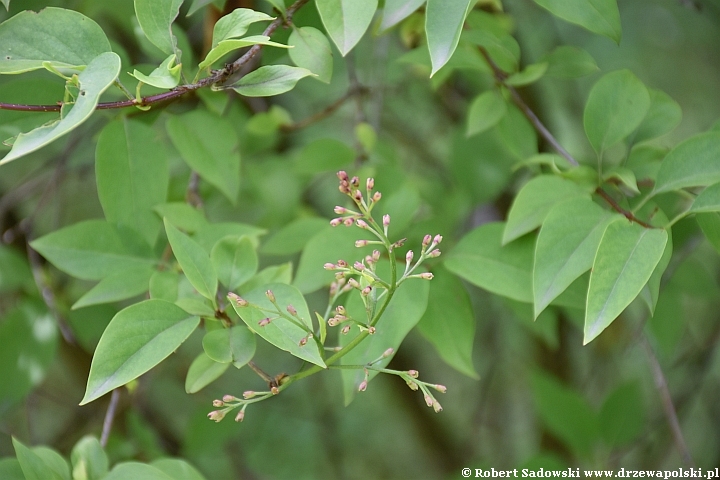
top-left (640, 335), bottom-right (695, 467)
top-left (595, 187), bottom-right (654, 228)
top-left (100, 389), bottom-right (121, 448)
top-left (281, 85), bottom-right (367, 132)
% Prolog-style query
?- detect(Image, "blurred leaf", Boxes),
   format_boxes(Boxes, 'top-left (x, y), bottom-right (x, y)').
top-left (496, 104), bottom-right (538, 160)
top-left (70, 436), bottom-right (109, 480)
top-left (647, 287), bottom-right (684, 354)
top-left (150, 271), bottom-right (179, 302)
top-left (154, 203), bottom-right (207, 233)
top-left (599, 382), bottom-right (644, 447)
top-left (533, 0), bottom-right (621, 43)
top-left (81, 300), bottom-right (200, 404)
top-left (445, 222), bottom-right (534, 303)
top-left (198, 36), bottom-right (290, 71)
top-left (316, 0), bottom-right (378, 56)
top-left (185, 352), bottom-right (230, 393)
top-left (355, 122), bottom-right (377, 153)
top-left (0, 245), bottom-right (32, 292)
top-left (167, 110), bottom-right (241, 203)
top-left (12, 438), bottom-right (65, 480)
top-left (134, 0), bottom-right (183, 56)
top-left (697, 212), bottom-right (720, 254)
top-left (194, 223), bottom-right (266, 253)
top-left (96, 118), bottom-right (168, 247)
top-left (417, 266), bottom-right (478, 378)
top-left (131, 54), bottom-right (181, 89)
top-left (380, 0), bottom-right (425, 32)
top-left (151, 458), bottom-right (207, 480)
top-left (72, 265), bottom-right (154, 309)
top-left (603, 167), bottom-right (640, 195)
top-left (187, 0), bottom-right (216, 16)
top-left (231, 65), bottom-right (314, 97)
top-left (543, 45), bottom-right (598, 78)
top-left (261, 218), bottom-right (330, 255)
top-left (382, 184), bottom-right (421, 235)
top-left (212, 8), bottom-right (274, 47)
top-left (231, 283), bottom-right (326, 367)
top-left (175, 298), bottom-right (216, 317)
top-left (289, 27), bottom-right (333, 83)
top-left (0, 8), bottom-right (111, 74)
top-left (165, 219), bottom-right (218, 302)
top-left (103, 462), bottom-right (174, 480)
top-left (239, 263), bottom-right (293, 293)
top-left (466, 90), bottom-right (507, 137)
top-left (583, 70), bottom-right (650, 153)
top-left (426, 0), bottom-right (475, 76)
top-left (0, 53), bottom-right (121, 165)
top-left (633, 89), bottom-right (682, 143)
top-left (655, 132), bottom-right (720, 193)
top-left (294, 138), bottom-right (354, 174)
top-left (534, 199), bottom-right (616, 318)
top-left (0, 0), bottom-right (9, 11)
top-left (584, 221), bottom-right (667, 344)
top-left (505, 62), bottom-right (547, 87)
top-left (341, 274), bottom-right (430, 404)
top-left (30, 220), bottom-right (156, 281)
top-left (503, 175), bottom-right (592, 244)
top-left (211, 236), bottom-right (258, 291)
top-left (690, 182), bottom-right (720, 213)
top-left (0, 459), bottom-right (24, 480)
top-left (462, 29), bottom-right (519, 72)
top-left (202, 326), bottom-right (256, 367)
top-left (531, 371), bottom-right (600, 456)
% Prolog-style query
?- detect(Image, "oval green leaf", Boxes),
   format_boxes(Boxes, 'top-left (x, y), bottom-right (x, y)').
top-left (202, 326), bottom-right (256, 367)
top-left (72, 266), bottom-right (154, 310)
top-left (70, 436), bottom-right (109, 480)
top-left (231, 65), bottom-right (314, 97)
top-left (426, 0), bottom-right (475, 76)
top-left (134, 0), bottom-right (183, 56)
top-left (288, 27), bottom-right (334, 84)
top-left (466, 90), bottom-right (507, 137)
top-left (316, 0), bottom-right (378, 56)
top-left (532, 0), bottom-right (621, 43)
top-left (211, 235), bottom-right (258, 291)
top-left (633, 88), bottom-right (682, 143)
top-left (164, 219), bottom-right (218, 302)
top-left (212, 8), bottom-right (274, 47)
top-left (654, 132), bottom-right (720, 193)
top-left (185, 352), bottom-right (230, 394)
top-left (198, 36), bottom-right (290, 71)
top-left (81, 299), bottom-right (200, 405)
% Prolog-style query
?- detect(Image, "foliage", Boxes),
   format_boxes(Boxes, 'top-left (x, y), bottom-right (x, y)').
top-left (1, 0), bottom-right (720, 477)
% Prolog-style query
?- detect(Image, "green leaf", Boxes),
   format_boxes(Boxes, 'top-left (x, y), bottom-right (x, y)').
top-left (0, 52), bottom-right (121, 165)
top-left (584, 221), bottom-right (668, 344)
top-left (164, 219), bottom-right (218, 302)
top-left (654, 132), bottom-right (720, 193)
top-left (583, 69), bottom-right (651, 153)
top-left (30, 220), bottom-right (156, 281)
top-left (166, 110), bottom-right (241, 203)
top-left (202, 326), bottom-right (256, 367)
top-left (288, 27), bottom-right (334, 84)
top-left (96, 118), bottom-right (169, 246)
top-left (193, 222), bottom-right (266, 252)
top-left (175, 298), bottom-right (215, 317)
top-left (198, 36), bottom-right (290, 71)
top-left (295, 138), bottom-right (354, 174)
top-left (150, 271), bottom-right (179, 302)
top-left (70, 436), bottom-right (109, 480)
top-left (103, 462), bottom-right (175, 480)
top-left (81, 300), bottom-right (200, 404)
top-left (381, 184), bottom-right (421, 235)
top-left (316, 0), bottom-right (378, 56)
top-left (239, 263), bottom-right (293, 294)
top-left (503, 175), bottom-right (592, 244)
top-left (542, 46), bottom-right (598, 78)
top-left (34, 448), bottom-right (70, 480)
top-left (466, 90), bottom-right (507, 137)
top-left (134, 0), bottom-right (184, 56)
top-left (231, 65), bottom-right (314, 97)
top-left (13, 438), bottom-right (63, 480)
top-left (639, 219), bottom-right (671, 316)
top-left (633, 88), bottom-right (682, 143)
top-left (0, 8), bottom-right (111, 74)
top-left (212, 8), bottom-right (274, 47)
top-left (185, 352), bottom-right (230, 393)
top-left (417, 265), bottom-right (478, 378)
top-left (696, 213), bottom-right (720, 254)
top-left (261, 218), bottom-right (330, 255)
top-left (187, 0), bottom-right (215, 16)
top-left (264, 0), bottom-right (286, 14)
top-left (599, 382), bottom-right (644, 447)
top-left (341, 274), bottom-right (430, 404)
top-left (505, 62), bottom-right (548, 87)
top-left (131, 54), bottom-right (182, 89)
top-left (445, 222), bottom-right (535, 303)
top-left (0, 245), bottom-right (32, 292)
top-left (150, 459), bottom-right (207, 480)
top-left (293, 226), bottom-right (373, 294)
top-left (154, 203), bottom-right (207, 233)
top-left (211, 236), bottom-right (258, 291)
top-left (72, 266), bottom-right (154, 310)
top-left (379, 0), bottom-right (426, 31)
top-left (0, 459), bottom-right (24, 480)
top-left (426, 0), bottom-right (475, 76)
top-left (230, 283), bottom-right (326, 367)
top-left (532, 0), bottom-right (621, 43)
top-left (1, 0), bottom-right (9, 11)
top-left (534, 199), bottom-right (617, 318)
top-left (531, 371), bottom-right (600, 456)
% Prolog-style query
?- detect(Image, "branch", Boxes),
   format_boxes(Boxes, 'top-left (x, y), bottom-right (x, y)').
top-left (595, 187), bottom-right (654, 229)
top-left (0, 0), bottom-right (310, 113)
top-left (280, 85), bottom-right (368, 132)
top-left (100, 389), bottom-right (121, 448)
top-left (639, 335), bottom-right (695, 467)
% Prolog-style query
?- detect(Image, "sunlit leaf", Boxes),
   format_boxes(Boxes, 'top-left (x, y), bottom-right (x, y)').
top-left (134, 0), bottom-right (183, 56)
top-left (379, 0), bottom-right (426, 32)
top-left (654, 132), bottom-right (720, 193)
top-left (316, 0), bottom-right (378, 56)
top-left (185, 352), bottom-right (230, 393)
top-left (130, 53), bottom-right (182, 89)
top-left (288, 27), bottom-right (333, 83)
top-left (231, 65), bottom-right (314, 97)
top-left (164, 219), bottom-right (218, 302)
top-left (426, 0), bottom-right (475, 76)
top-left (212, 8), bottom-right (274, 47)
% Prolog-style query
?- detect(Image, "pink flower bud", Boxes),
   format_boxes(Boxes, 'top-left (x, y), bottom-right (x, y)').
top-left (330, 218), bottom-right (342, 227)
top-left (434, 384), bottom-right (447, 394)
top-left (299, 337), bottom-right (307, 346)
top-left (223, 394), bottom-right (238, 402)
top-left (353, 190), bottom-right (363, 202)
top-left (354, 261), bottom-right (365, 271)
top-left (383, 214), bottom-right (390, 227)
top-left (356, 219), bottom-right (369, 229)
top-left (373, 191), bottom-right (382, 202)
top-left (243, 390), bottom-right (256, 399)
top-left (424, 394), bottom-right (433, 407)
top-left (337, 259), bottom-right (348, 267)
top-left (372, 250), bottom-right (381, 262)
top-left (339, 183), bottom-right (350, 194)
top-left (406, 250), bottom-right (414, 263)
top-left (207, 410), bottom-right (226, 422)
top-left (324, 263), bottom-right (336, 270)
top-left (382, 348), bottom-right (394, 358)
top-left (328, 318), bottom-right (339, 327)
top-left (422, 234), bottom-right (432, 246)
top-left (427, 249), bottom-right (441, 258)
top-left (361, 286), bottom-right (372, 296)
top-left (355, 239), bottom-right (368, 247)
top-left (358, 380), bottom-right (368, 392)
top-left (420, 272), bottom-right (434, 280)
top-left (213, 399), bottom-right (224, 407)
top-left (228, 292), bottom-right (248, 307)
top-left (347, 278), bottom-right (359, 289)
top-left (235, 410), bottom-right (245, 422)
top-left (287, 304), bottom-right (297, 316)
top-left (408, 369), bottom-right (419, 378)
top-left (366, 178), bottom-right (374, 190)
top-left (337, 171), bottom-right (348, 181)
top-left (343, 217), bottom-right (354, 227)
top-left (336, 305), bottom-right (346, 315)
top-left (258, 318), bottom-right (272, 327)
top-left (433, 234), bottom-right (443, 245)
top-left (341, 325), bottom-right (351, 335)
top-left (265, 290), bottom-right (275, 302)
top-left (432, 400), bottom-right (443, 413)
top-left (350, 176), bottom-right (359, 187)
top-left (334, 206), bottom-right (347, 214)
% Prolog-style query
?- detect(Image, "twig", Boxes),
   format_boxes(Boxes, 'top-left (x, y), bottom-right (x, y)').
top-left (639, 334), bottom-right (695, 467)
top-left (595, 187), bottom-right (654, 228)
top-left (100, 389), bottom-right (121, 448)
top-left (280, 85), bottom-right (368, 132)
top-left (0, 0), bottom-right (310, 113)
top-left (185, 171), bottom-right (203, 208)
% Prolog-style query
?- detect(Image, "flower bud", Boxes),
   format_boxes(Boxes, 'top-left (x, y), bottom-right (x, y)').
top-left (354, 261), bottom-right (365, 271)
top-left (341, 325), bottom-right (351, 335)
top-left (361, 286), bottom-right (372, 296)
top-left (366, 178), bottom-right (374, 190)
top-left (432, 400), bottom-right (443, 413)
top-left (358, 380), bottom-right (368, 392)
top-left (334, 206), bottom-right (348, 214)
top-left (335, 272), bottom-right (346, 279)
top-left (328, 317), bottom-right (339, 327)
top-left (422, 234), bottom-right (432, 247)
top-left (424, 394), bottom-right (433, 407)
top-left (243, 390), bottom-right (256, 399)
top-left (271, 386), bottom-right (280, 395)
top-left (223, 394), bottom-right (238, 402)
top-left (368, 326), bottom-right (376, 334)
top-left (356, 219), bottom-right (369, 229)
top-left (372, 250), bottom-right (381, 262)
top-left (343, 217), bottom-right (354, 227)
top-left (353, 190), bottom-right (363, 202)
top-left (408, 369), bottom-right (419, 378)
top-left (287, 304), bottom-right (298, 316)
top-left (336, 305), bottom-right (346, 315)
top-left (339, 183), bottom-right (350, 194)
top-left (373, 191), bottom-right (382, 202)
top-left (299, 337), bottom-right (307, 346)
top-left (337, 171), bottom-right (348, 181)
top-left (337, 259), bottom-right (348, 267)
top-left (258, 317), bottom-right (272, 327)
top-left (330, 218), bottom-right (342, 227)
top-left (355, 239), bottom-right (368, 247)
top-left (406, 380), bottom-right (419, 391)
top-left (433, 384), bottom-right (447, 394)
top-left (228, 292), bottom-right (248, 307)
top-left (383, 214), bottom-right (390, 227)
top-left (427, 249), bottom-right (441, 258)
top-left (350, 176), bottom-right (360, 187)
top-left (382, 348), bottom-right (394, 358)
top-left (324, 263), bottom-right (336, 270)
top-left (406, 250), bottom-right (414, 263)
top-left (213, 399), bottom-right (224, 407)
top-left (347, 278), bottom-right (360, 289)
top-left (420, 272), bottom-right (434, 280)
top-left (235, 410), bottom-right (245, 422)
top-left (433, 234), bottom-right (443, 245)
top-left (208, 410), bottom-right (226, 422)
top-left (265, 290), bottom-right (275, 303)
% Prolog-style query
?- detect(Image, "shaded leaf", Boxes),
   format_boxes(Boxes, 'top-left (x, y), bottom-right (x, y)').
top-left (633, 88), bottom-right (682, 143)
top-left (261, 218), bottom-right (330, 256)
top-left (154, 203), bottom-right (207, 233)
top-left (103, 462), bottom-right (174, 480)
top-left (70, 436), bottom-right (108, 480)
top-left (294, 138), bottom-right (354, 174)
top-left (12, 438), bottom-right (62, 480)
top-left (599, 382), bottom-right (644, 447)
top-left (690, 182), bottom-right (720, 213)
top-left (288, 27), bottom-right (334, 84)
top-left (202, 326), bottom-right (256, 367)
top-left (131, 54), bottom-right (181, 89)
top-left (151, 459), bottom-right (207, 480)
top-left (72, 266), bottom-right (154, 309)
top-left (165, 219), bottom-right (218, 302)
top-left (533, 0), bottom-right (621, 43)
top-left (81, 300), bottom-right (200, 404)
top-left (466, 90), bottom-right (507, 137)
top-left (543, 45), bottom-right (598, 78)
top-left (211, 236), bottom-right (258, 291)
top-left (185, 352), bottom-right (230, 393)
top-left (505, 62), bottom-right (548, 87)
top-left (379, 0), bottom-right (426, 32)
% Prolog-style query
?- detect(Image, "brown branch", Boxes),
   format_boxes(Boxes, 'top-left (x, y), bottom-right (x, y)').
top-left (0, 0), bottom-right (310, 113)
top-left (640, 335), bottom-right (695, 467)
top-left (100, 389), bottom-right (121, 448)
top-left (595, 187), bottom-right (654, 228)
top-left (280, 85), bottom-right (368, 132)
